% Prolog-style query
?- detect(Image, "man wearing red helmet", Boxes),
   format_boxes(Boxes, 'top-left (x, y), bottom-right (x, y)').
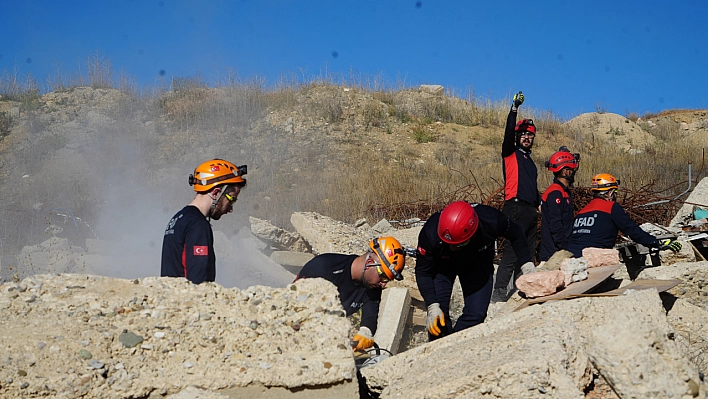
top-left (494, 91), bottom-right (541, 303)
top-left (161, 159), bottom-right (247, 284)
top-left (294, 237), bottom-right (406, 351)
top-left (539, 147), bottom-right (580, 261)
top-left (416, 201), bottom-right (533, 340)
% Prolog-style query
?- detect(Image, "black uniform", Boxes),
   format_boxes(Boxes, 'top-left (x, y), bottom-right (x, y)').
top-left (496, 108), bottom-right (540, 292)
top-left (566, 198), bottom-right (660, 258)
top-left (295, 254), bottom-right (381, 334)
top-left (416, 204), bottom-right (532, 338)
top-left (161, 205), bottom-right (216, 284)
top-left (539, 179), bottom-right (574, 261)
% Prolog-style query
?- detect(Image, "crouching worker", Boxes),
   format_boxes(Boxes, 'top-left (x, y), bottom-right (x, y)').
top-left (416, 201), bottom-right (533, 341)
top-left (566, 173), bottom-right (682, 257)
top-left (294, 236), bottom-right (406, 351)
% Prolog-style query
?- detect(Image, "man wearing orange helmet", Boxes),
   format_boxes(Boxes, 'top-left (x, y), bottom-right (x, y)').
top-left (494, 91), bottom-right (541, 303)
top-left (539, 147), bottom-right (580, 261)
top-left (294, 237), bottom-right (406, 351)
top-left (161, 159), bottom-right (247, 284)
top-left (416, 201), bottom-right (533, 340)
top-left (566, 173), bottom-right (681, 258)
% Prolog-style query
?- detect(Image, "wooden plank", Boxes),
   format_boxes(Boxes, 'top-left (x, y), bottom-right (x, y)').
top-left (563, 279), bottom-right (682, 298)
top-left (514, 264), bottom-right (621, 312)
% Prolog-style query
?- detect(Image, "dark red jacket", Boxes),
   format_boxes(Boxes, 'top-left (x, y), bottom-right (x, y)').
top-left (566, 198), bottom-right (659, 258)
top-left (502, 109), bottom-right (539, 206)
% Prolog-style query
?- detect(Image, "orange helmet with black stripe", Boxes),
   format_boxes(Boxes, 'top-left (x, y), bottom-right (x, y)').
top-left (590, 173), bottom-right (619, 192)
top-left (189, 159), bottom-right (247, 193)
top-left (369, 236), bottom-right (405, 281)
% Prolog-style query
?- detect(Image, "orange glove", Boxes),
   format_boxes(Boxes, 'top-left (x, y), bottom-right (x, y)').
top-left (352, 327), bottom-right (374, 351)
top-left (426, 303), bottom-right (446, 336)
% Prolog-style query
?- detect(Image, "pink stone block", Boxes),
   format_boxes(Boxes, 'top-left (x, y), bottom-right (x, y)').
top-left (581, 247), bottom-right (620, 268)
top-left (515, 270), bottom-right (566, 298)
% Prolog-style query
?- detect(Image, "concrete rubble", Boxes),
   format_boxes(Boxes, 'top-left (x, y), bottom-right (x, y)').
top-left (0, 275), bottom-right (358, 398)
top-left (670, 177), bottom-right (708, 227)
top-left (582, 247), bottom-right (620, 268)
top-left (249, 216), bottom-right (311, 253)
top-left (362, 289), bottom-right (708, 398)
top-left (516, 270), bottom-right (565, 298)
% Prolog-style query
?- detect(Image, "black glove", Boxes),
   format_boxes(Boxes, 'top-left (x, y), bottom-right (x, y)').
top-left (659, 239), bottom-right (682, 253)
top-left (512, 91), bottom-right (524, 111)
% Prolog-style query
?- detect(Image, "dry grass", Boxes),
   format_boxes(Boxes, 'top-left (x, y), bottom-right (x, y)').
top-left (0, 64), bottom-right (706, 249)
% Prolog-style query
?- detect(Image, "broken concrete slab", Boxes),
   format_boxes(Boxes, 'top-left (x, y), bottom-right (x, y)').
top-left (374, 287), bottom-right (411, 355)
top-left (363, 290), bottom-right (708, 398)
top-left (582, 247), bottom-right (620, 268)
top-left (667, 299), bottom-right (708, 374)
top-left (638, 260), bottom-right (708, 311)
top-left (249, 217), bottom-right (311, 252)
top-left (515, 265), bottom-right (621, 311)
top-left (515, 270), bottom-right (565, 298)
top-left (588, 292), bottom-right (703, 398)
top-left (671, 177), bottom-right (708, 227)
top-left (0, 275), bottom-right (358, 399)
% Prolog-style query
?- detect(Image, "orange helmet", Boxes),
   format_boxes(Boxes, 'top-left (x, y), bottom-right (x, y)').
top-left (590, 173), bottom-right (619, 192)
top-left (189, 159), bottom-right (247, 193)
top-left (437, 201), bottom-right (479, 245)
top-left (545, 150), bottom-right (580, 173)
top-left (369, 236), bottom-right (405, 281)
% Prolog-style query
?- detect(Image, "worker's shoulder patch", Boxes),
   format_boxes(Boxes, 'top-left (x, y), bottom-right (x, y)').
top-left (193, 245), bottom-right (208, 256)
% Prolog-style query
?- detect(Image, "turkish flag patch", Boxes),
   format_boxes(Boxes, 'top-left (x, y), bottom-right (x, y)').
top-left (555, 198), bottom-right (561, 204)
top-left (417, 246), bottom-right (427, 256)
top-left (193, 246), bottom-right (208, 256)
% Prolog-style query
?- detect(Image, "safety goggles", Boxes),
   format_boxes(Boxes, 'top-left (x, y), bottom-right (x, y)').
top-left (366, 253), bottom-right (390, 283)
top-left (375, 265), bottom-right (391, 284)
top-left (224, 192), bottom-right (238, 205)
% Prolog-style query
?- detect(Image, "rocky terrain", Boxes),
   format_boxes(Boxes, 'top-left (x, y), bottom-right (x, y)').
top-left (1, 85), bottom-right (708, 397)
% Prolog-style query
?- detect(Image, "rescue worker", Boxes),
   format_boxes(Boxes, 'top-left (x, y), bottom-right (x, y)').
top-left (161, 159), bottom-right (247, 284)
top-left (416, 201), bottom-right (533, 341)
top-left (539, 148), bottom-right (580, 261)
top-left (566, 173), bottom-right (681, 257)
top-left (493, 91), bottom-right (540, 302)
top-left (295, 236), bottom-right (406, 351)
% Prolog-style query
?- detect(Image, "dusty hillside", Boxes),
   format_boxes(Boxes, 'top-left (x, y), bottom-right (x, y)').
top-left (0, 84), bottom-right (707, 265)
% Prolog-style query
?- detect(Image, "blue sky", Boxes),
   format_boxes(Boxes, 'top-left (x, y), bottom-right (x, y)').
top-left (1, 0), bottom-right (706, 119)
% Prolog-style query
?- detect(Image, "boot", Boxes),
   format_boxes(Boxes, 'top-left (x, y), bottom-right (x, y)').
top-left (490, 288), bottom-right (508, 303)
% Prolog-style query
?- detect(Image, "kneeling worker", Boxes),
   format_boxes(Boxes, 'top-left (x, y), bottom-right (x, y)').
top-left (295, 236), bottom-right (406, 351)
top-left (566, 173), bottom-right (681, 257)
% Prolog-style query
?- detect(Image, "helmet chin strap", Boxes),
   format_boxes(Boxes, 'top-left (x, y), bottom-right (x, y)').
top-left (208, 185), bottom-right (229, 221)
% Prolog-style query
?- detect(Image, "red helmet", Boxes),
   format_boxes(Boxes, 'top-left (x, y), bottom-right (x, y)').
top-left (514, 119), bottom-right (536, 135)
top-left (545, 151), bottom-right (580, 173)
top-left (437, 201), bottom-right (479, 245)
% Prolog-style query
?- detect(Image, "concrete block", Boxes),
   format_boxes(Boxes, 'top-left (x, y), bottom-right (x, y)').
top-left (270, 251), bottom-right (314, 267)
top-left (374, 287), bottom-right (411, 355)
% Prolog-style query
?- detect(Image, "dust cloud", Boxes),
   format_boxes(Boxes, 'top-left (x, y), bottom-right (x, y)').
top-left (0, 87), bottom-right (296, 289)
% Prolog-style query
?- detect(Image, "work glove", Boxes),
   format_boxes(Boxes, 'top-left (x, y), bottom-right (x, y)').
top-left (659, 239), bottom-right (682, 253)
top-left (426, 303), bottom-right (446, 337)
top-left (520, 261), bottom-right (537, 275)
top-left (352, 326), bottom-right (375, 351)
top-left (512, 91), bottom-right (524, 111)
